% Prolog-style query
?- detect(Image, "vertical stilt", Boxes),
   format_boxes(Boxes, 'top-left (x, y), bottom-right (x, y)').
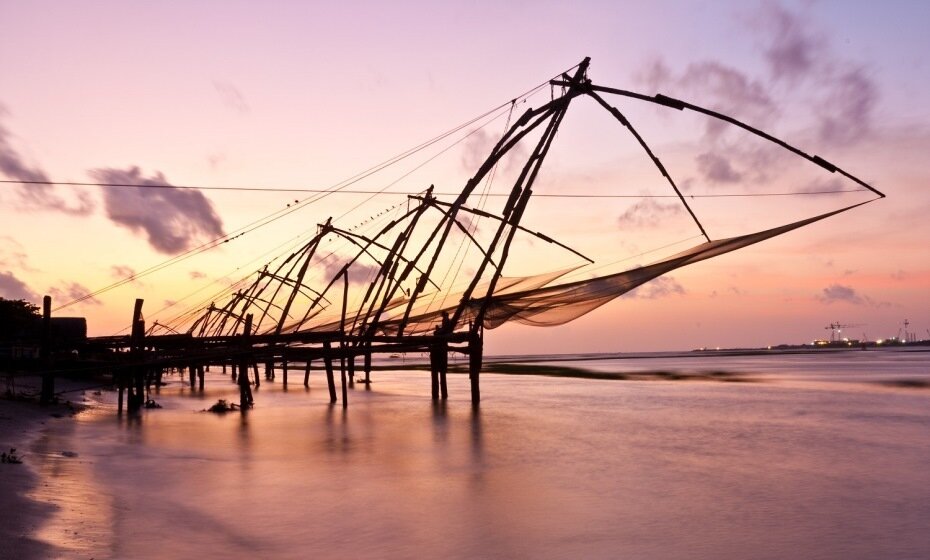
top-left (430, 348), bottom-right (439, 400)
top-left (198, 364), bottom-right (205, 391)
top-left (117, 372), bottom-right (125, 414)
top-left (188, 364), bottom-right (196, 388)
top-left (231, 363), bottom-right (237, 383)
top-left (252, 362), bottom-right (260, 388)
top-left (128, 299), bottom-right (145, 413)
top-left (304, 359), bottom-right (311, 387)
top-left (363, 348), bottom-right (371, 384)
top-left (265, 361), bottom-right (272, 381)
top-left (469, 330), bottom-right (482, 406)
top-left (340, 356), bottom-right (348, 409)
top-left (239, 315), bottom-right (254, 409)
top-left (324, 342), bottom-right (337, 403)
top-left (439, 356), bottom-right (448, 400)
top-left (39, 295), bottom-right (54, 405)
top-left (282, 358), bottom-right (288, 387)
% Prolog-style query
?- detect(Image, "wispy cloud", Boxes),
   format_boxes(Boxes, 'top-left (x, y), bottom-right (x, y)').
top-left (640, 1), bottom-right (880, 187)
top-left (110, 265), bottom-right (139, 282)
top-left (815, 283), bottom-right (888, 307)
top-left (49, 281), bottom-right (100, 306)
top-left (461, 128), bottom-right (527, 175)
top-left (90, 167), bottom-right (225, 255)
top-left (816, 68), bottom-right (877, 147)
top-left (0, 270), bottom-right (38, 302)
top-left (696, 152), bottom-right (743, 184)
top-left (0, 236), bottom-right (31, 270)
top-left (212, 81), bottom-right (250, 115)
top-left (0, 109), bottom-right (94, 215)
top-left (758, 1), bottom-right (821, 82)
top-left (189, 270), bottom-right (207, 280)
top-left (617, 198), bottom-right (683, 228)
top-left (318, 256), bottom-right (381, 285)
top-left (626, 276), bottom-right (685, 299)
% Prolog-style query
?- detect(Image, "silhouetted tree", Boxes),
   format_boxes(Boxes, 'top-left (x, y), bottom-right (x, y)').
top-left (0, 298), bottom-right (41, 341)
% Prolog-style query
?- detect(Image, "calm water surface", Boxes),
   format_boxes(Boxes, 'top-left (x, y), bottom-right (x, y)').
top-left (30, 349), bottom-right (930, 559)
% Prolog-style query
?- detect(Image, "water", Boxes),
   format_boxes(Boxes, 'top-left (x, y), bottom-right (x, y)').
top-left (28, 349), bottom-right (930, 559)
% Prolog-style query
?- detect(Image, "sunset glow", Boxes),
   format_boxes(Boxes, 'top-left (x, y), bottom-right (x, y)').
top-left (1, 1), bottom-right (927, 353)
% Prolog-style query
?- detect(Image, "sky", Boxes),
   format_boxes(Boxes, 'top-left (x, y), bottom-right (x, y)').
top-left (1, 0), bottom-right (928, 353)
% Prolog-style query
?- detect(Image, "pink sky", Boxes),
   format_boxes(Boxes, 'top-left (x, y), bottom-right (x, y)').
top-left (1, 0), bottom-right (928, 353)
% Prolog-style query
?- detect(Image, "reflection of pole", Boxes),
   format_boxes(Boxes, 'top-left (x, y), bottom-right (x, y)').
top-left (40, 295), bottom-right (54, 405)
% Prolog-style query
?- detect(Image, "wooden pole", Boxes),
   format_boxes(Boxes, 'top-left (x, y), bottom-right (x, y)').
top-left (469, 330), bottom-right (482, 406)
top-left (125, 299), bottom-right (145, 413)
top-left (363, 347), bottom-right (371, 384)
top-left (324, 341), bottom-right (336, 403)
top-left (303, 359), bottom-right (311, 387)
top-left (439, 344), bottom-right (448, 400)
top-left (429, 342), bottom-right (439, 400)
top-left (117, 372), bottom-right (125, 414)
top-left (340, 354), bottom-right (348, 409)
top-left (39, 295), bottom-right (54, 404)
top-left (238, 314), bottom-right (254, 409)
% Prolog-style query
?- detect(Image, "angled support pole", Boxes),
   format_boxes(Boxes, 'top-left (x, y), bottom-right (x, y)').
top-left (585, 89), bottom-right (710, 242)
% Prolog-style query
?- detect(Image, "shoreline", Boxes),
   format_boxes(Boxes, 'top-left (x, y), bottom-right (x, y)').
top-left (0, 376), bottom-right (90, 560)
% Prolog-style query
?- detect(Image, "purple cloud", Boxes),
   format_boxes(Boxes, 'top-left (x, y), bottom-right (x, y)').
top-left (318, 256), bottom-right (381, 285)
top-left (618, 198), bottom-right (683, 228)
top-left (816, 283), bottom-right (863, 304)
top-left (816, 68), bottom-right (877, 147)
top-left (759, 2), bottom-right (821, 82)
top-left (90, 167), bottom-right (225, 255)
top-left (696, 152), bottom-right (743, 184)
top-left (111, 265), bottom-right (137, 281)
top-left (0, 112), bottom-right (93, 215)
top-left (49, 281), bottom-right (100, 306)
top-left (815, 283), bottom-right (888, 307)
top-left (0, 271), bottom-right (38, 301)
top-left (638, 1), bottom-right (880, 188)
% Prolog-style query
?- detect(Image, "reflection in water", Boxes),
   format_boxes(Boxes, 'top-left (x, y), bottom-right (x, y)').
top-left (431, 400), bottom-right (448, 446)
top-left (29, 418), bottom-right (114, 557)
top-left (27, 352), bottom-right (930, 559)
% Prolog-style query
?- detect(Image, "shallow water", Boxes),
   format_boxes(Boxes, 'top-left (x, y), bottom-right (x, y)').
top-left (30, 349), bottom-right (930, 559)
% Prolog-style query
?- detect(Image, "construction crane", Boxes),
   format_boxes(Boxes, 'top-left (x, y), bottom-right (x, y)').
top-left (825, 322), bottom-right (865, 342)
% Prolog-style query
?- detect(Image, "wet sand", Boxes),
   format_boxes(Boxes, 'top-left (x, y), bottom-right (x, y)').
top-left (0, 376), bottom-right (88, 559)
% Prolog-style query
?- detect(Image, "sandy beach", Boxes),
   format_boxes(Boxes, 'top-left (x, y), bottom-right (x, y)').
top-left (0, 376), bottom-right (87, 559)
